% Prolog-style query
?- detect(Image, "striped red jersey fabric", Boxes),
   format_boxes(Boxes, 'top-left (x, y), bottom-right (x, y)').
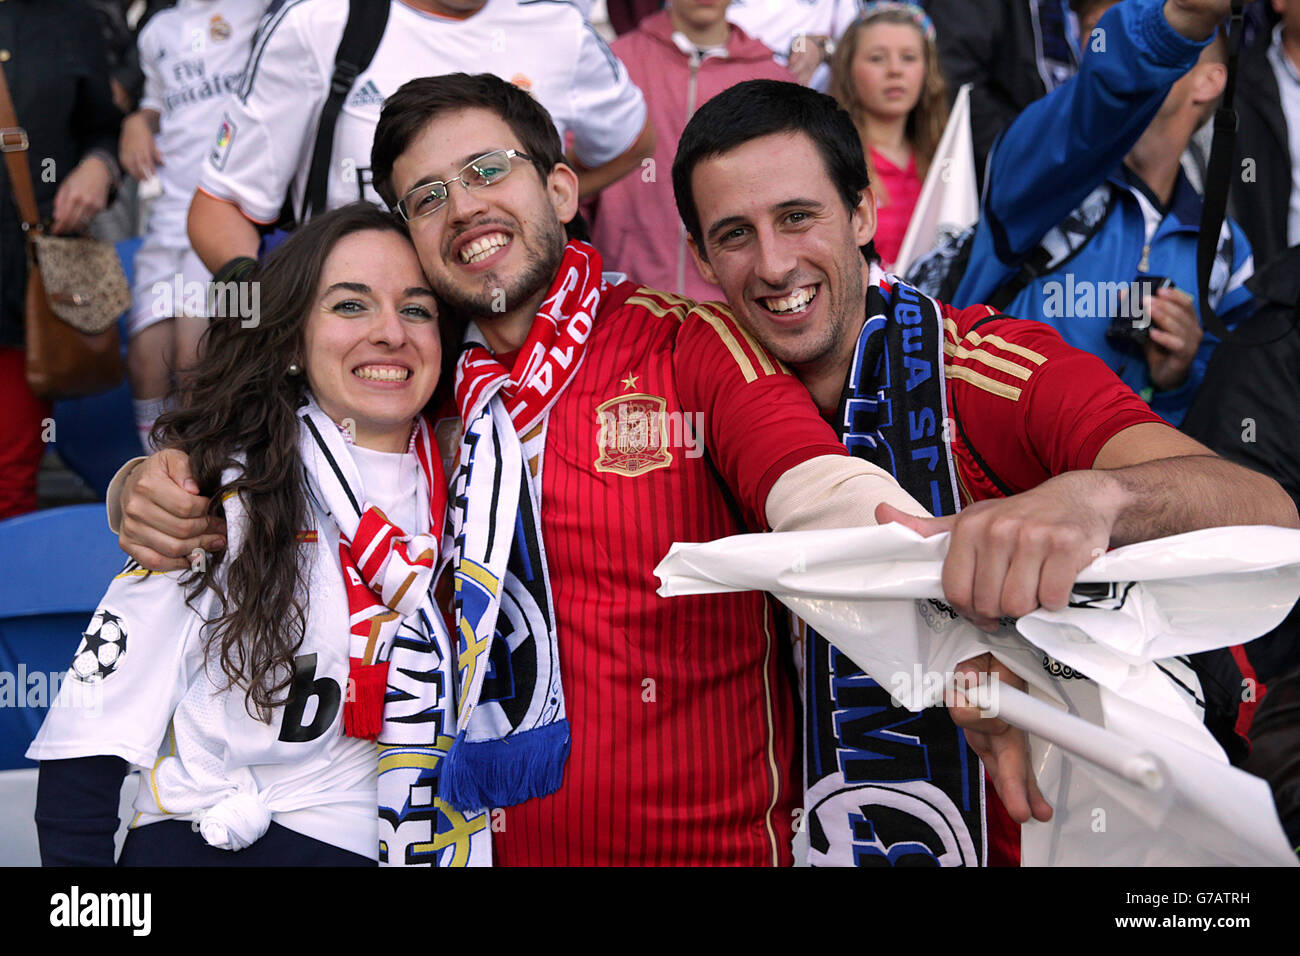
top-left (458, 283), bottom-right (847, 865)
top-left (938, 303), bottom-right (1165, 505)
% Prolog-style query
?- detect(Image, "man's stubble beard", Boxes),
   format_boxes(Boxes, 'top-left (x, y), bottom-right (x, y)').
top-left (755, 246), bottom-right (866, 383)
top-left (431, 214), bottom-right (568, 323)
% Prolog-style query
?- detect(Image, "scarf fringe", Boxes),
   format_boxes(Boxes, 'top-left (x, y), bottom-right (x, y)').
top-left (344, 659), bottom-right (389, 740)
top-left (441, 719), bottom-right (571, 812)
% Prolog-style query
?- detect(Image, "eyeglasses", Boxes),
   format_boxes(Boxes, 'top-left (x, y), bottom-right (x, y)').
top-left (395, 148), bottom-right (533, 222)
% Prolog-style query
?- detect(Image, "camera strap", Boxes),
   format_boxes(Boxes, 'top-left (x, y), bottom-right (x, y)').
top-left (1196, 1), bottom-right (1269, 346)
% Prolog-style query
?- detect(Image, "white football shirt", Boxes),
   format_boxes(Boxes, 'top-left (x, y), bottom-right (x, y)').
top-left (198, 0), bottom-right (648, 223)
top-left (137, 0), bottom-right (270, 243)
top-left (26, 450), bottom-right (428, 860)
top-left (726, 0), bottom-right (861, 91)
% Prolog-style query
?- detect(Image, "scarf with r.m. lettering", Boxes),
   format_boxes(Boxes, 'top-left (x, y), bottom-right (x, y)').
top-left (800, 269), bottom-right (987, 867)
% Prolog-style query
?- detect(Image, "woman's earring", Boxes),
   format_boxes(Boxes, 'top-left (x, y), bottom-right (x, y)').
top-left (288, 362), bottom-right (303, 376)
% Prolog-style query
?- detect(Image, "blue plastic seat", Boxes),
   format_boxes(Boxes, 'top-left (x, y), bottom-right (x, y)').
top-left (0, 505), bottom-right (125, 770)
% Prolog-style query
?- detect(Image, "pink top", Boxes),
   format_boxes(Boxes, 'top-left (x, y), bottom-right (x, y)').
top-left (592, 12), bottom-right (793, 303)
top-left (869, 146), bottom-right (922, 270)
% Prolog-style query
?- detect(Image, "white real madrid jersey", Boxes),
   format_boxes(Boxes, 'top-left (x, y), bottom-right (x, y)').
top-left (198, 0), bottom-right (647, 223)
top-left (726, 0), bottom-right (861, 91)
top-left (137, 0), bottom-right (270, 242)
top-left (27, 454), bottom-right (424, 860)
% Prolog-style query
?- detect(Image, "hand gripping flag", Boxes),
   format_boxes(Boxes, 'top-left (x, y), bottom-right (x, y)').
top-left (656, 524), bottom-right (1300, 866)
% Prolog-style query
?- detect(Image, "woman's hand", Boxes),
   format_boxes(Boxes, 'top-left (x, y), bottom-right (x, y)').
top-left (50, 155), bottom-right (113, 234)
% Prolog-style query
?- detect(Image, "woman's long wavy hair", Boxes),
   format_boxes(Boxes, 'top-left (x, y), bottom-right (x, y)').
top-left (154, 202), bottom-right (456, 721)
top-left (830, 7), bottom-right (949, 206)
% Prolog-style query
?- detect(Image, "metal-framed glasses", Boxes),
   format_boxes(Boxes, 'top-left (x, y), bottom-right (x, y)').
top-left (396, 148), bottom-right (533, 221)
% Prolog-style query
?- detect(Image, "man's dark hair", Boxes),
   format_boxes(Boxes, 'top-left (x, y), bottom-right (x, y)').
top-left (371, 72), bottom-right (587, 240)
top-left (672, 79), bottom-right (875, 261)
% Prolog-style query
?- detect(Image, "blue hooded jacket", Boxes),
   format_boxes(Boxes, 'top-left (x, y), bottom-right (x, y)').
top-left (951, 0), bottom-right (1256, 426)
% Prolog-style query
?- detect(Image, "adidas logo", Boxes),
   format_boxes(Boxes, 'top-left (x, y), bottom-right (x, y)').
top-left (347, 79), bottom-right (385, 108)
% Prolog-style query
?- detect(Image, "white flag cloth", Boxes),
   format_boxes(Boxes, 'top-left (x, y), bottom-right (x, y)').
top-left (892, 83), bottom-right (979, 276)
top-left (655, 524), bottom-right (1300, 866)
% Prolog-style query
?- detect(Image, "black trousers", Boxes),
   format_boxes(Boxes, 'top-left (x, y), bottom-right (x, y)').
top-left (118, 820), bottom-right (374, 867)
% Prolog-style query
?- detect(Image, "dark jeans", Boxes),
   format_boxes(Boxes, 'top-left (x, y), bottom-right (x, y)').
top-left (118, 820), bottom-right (374, 867)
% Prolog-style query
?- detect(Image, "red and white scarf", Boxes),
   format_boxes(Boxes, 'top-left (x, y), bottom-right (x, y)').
top-left (297, 401), bottom-right (447, 738)
top-left (440, 240), bottom-right (604, 812)
top-left (454, 240), bottom-right (604, 431)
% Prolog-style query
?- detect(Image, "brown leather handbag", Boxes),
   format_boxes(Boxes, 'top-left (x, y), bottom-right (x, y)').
top-left (1, 65), bottom-right (126, 401)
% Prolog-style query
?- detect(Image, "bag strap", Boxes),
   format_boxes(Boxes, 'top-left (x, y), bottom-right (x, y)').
top-left (301, 0), bottom-right (391, 221)
top-left (1197, 2), bottom-right (1245, 343)
top-left (987, 189), bottom-right (1118, 312)
top-left (0, 63), bottom-right (41, 230)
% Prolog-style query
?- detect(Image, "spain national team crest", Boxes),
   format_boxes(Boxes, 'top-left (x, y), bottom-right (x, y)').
top-left (594, 393), bottom-right (673, 477)
top-left (209, 14), bottom-right (232, 42)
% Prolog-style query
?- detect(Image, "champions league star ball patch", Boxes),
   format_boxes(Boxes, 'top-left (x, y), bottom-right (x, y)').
top-left (70, 609), bottom-right (128, 683)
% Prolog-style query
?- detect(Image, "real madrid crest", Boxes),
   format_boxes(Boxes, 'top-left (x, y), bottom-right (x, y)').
top-left (209, 14), bottom-right (232, 42)
top-left (594, 393), bottom-right (673, 477)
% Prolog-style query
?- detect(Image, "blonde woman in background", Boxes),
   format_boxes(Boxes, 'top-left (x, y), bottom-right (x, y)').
top-left (830, 2), bottom-right (947, 269)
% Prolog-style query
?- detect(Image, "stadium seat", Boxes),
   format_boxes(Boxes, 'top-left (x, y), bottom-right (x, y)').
top-left (0, 503), bottom-right (126, 769)
top-left (0, 504), bottom-right (135, 865)
top-left (52, 378), bottom-right (139, 498)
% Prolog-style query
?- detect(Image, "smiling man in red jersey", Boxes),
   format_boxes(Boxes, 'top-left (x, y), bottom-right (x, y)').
top-left (669, 0), bottom-right (1295, 867)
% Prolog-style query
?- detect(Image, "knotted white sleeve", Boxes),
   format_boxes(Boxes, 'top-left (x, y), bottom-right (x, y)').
top-left (194, 792), bottom-right (273, 852)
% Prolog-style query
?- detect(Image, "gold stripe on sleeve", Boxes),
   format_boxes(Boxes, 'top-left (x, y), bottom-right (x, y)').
top-left (966, 330), bottom-right (1047, 366)
top-left (694, 307), bottom-right (758, 383)
top-left (944, 341), bottom-right (1033, 381)
top-left (945, 365), bottom-right (1023, 402)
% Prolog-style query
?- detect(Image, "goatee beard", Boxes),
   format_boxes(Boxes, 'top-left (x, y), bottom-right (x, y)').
top-left (439, 222), bottom-right (567, 323)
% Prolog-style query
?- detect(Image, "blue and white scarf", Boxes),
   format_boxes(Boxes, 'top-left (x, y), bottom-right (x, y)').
top-left (801, 272), bottom-right (987, 867)
top-left (438, 244), bottom-right (605, 812)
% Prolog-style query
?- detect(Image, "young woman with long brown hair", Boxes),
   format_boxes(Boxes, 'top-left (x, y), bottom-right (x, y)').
top-left (29, 203), bottom-right (475, 866)
top-left (830, 2), bottom-right (948, 269)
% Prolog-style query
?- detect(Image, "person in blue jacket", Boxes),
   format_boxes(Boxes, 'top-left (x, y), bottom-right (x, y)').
top-left (934, 0), bottom-right (1255, 427)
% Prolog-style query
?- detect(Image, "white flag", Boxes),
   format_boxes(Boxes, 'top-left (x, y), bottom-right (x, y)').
top-left (892, 83), bottom-right (979, 276)
top-left (655, 524), bottom-right (1300, 866)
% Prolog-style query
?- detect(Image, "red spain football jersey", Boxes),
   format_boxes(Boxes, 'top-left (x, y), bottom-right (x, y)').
top-left (936, 301), bottom-right (1164, 504)
top-left (454, 283), bottom-right (847, 866)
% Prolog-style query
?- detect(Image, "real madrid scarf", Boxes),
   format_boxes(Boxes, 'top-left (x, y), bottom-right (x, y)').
top-left (801, 273), bottom-right (987, 867)
top-left (440, 240), bottom-right (603, 811)
top-left (297, 397), bottom-right (490, 866)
